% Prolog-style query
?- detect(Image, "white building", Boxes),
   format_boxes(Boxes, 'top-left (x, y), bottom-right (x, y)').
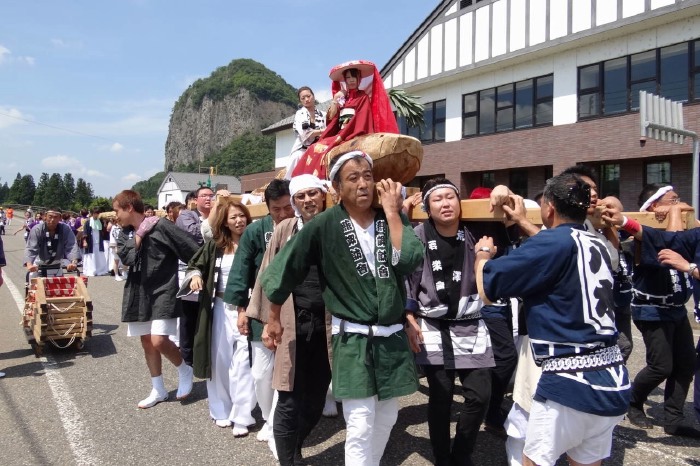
top-left (254, 0), bottom-right (700, 209)
top-left (156, 171), bottom-right (241, 209)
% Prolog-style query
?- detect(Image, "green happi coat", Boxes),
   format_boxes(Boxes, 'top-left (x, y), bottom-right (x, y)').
top-left (224, 214), bottom-right (274, 341)
top-left (261, 204), bottom-right (424, 400)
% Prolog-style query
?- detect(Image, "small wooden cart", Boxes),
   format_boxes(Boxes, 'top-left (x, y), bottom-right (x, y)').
top-left (22, 274), bottom-right (92, 357)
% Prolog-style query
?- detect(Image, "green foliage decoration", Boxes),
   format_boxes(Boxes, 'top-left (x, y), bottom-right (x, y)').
top-left (388, 88), bottom-right (424, 129)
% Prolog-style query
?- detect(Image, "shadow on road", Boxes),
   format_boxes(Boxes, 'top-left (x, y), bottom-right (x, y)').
top-left (86, 323), bottom-right (119, 359)
top-left (0, 347), bottom-right (36, 361)
top-left (0, 359), bottom-right (60, 378)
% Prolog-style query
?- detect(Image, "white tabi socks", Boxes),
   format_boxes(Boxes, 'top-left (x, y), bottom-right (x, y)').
top-left (176, 363), bottom-right (194, 400)
top-left (138, 375), bottom-right (168, 409)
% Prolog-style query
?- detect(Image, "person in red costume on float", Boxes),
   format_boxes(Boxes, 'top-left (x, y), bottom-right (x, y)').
top-left (290, 60), bottom-right (398, 179)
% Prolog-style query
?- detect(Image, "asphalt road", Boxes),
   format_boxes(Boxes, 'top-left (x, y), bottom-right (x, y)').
top-left (0, 229), bottom-right (698, 465)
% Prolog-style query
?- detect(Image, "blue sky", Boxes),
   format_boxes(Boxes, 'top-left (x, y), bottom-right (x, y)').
top-left (0, 0), bottom-right (437, 197)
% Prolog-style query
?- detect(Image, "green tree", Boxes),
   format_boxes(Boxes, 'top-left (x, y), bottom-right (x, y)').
top-left (33, 172), bottom-right (50, 207)
top-left (89, 197), bottom-right (113, 212)
top-left (131, 171), bottom-right (165, 206)
top-left (174, 58), bottom-right (298, 111)
top-left (0, 182), bottom-right (9, 204)
top-left (7, 173), bottom-right (22, 203)
top-left (74, 178), bottom-right (94, 210)
top-left (46, 173), bottom-right (65, 208)
top-left (62, 173), bottom-right (76, 208)
top-left (176, 132), bottom-right (274, 177)
top-left (14, 174), bottom-right (36, 205)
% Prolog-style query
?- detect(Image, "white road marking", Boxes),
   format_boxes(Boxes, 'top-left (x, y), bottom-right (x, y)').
top-left (4, 275), bottom-right (98, 466)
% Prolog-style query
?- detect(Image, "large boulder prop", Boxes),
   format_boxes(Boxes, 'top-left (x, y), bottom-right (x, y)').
top-left (323, 133), bottom-right (422, 184)
top-left (252, 132), bottom-right (423, 197)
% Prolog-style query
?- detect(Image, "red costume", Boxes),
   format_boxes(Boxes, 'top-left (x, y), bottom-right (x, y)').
top-left (291, 60), bottom-right (398, 179)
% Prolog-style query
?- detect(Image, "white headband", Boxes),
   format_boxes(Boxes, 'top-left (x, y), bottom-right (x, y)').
top-left (289, 174), bottom-right (329, 217)
top-left (639, 185), bottom-right (674, 212)
top-left (421, 184), bottom-right (460, 212)
top-left (328, 150), bottom-right (373, 182)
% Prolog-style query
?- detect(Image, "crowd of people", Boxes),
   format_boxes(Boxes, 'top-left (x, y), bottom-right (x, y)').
top-left (14, 205), bottom-right (132, 280)
top-left (105, 158), bottom-right (697, 466)
top-left (9, 67), bottom-right (700, 466)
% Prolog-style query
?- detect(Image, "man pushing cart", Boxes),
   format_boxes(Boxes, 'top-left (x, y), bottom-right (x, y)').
top-left (22, 207), bottom-right (90, 356)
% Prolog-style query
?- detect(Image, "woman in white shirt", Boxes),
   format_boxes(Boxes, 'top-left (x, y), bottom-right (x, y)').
top-left (185, 197), bottom-right (257, 437)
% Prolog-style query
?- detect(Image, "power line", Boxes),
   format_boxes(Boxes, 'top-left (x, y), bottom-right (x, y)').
top-left (0, 110), bottom-right (116, 142)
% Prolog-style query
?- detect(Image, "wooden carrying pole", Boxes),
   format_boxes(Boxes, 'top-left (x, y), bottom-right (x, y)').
top-left (231, 196), bottom-right (698, 230)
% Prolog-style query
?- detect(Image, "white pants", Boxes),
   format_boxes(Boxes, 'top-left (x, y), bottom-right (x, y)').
top-left (126, 318), bottom-right (178, 337)
top-left (284, 149), bottom-right (305, 179)
top-left (524, 399), bottom-right (622, 466)
top-left (83, 234), bottom-right (108, 276)
top-left (103, 240), bottom-right (112, 268)
top-left (342, 396), bottom-right (398, 466)
top-left (207, 298), bottom-right (256, 425)
top-left (504, 402), bottom-right (529, 466)
top-left (250, 341), bottom-right (275, 422)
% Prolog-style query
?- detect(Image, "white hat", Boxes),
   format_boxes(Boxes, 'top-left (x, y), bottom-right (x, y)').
top-left (289, 174), bottom-right (328, 217)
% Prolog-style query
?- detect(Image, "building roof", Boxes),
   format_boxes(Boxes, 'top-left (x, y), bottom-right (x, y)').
top-left (261, 100), bottom-right (332, 135)
top-left (158, 171), bottom-right (242, 194)
top-left (380, 0), bottom-right (449, 77)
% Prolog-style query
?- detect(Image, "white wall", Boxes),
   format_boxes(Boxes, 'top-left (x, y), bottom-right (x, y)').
top-left (158, 189), bottom-right (185, 210)
top-left (384, 0), bottom-right (696, 89)
top-left (273, 129), bottom-right (297, 169)
top-left (395, 14), bottom-right (700, 143)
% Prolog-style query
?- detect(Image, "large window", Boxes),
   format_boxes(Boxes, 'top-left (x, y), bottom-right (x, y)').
top-left (463, 74), bottom-right (553, 137)
top-left (397, 100), bottom-right (445, 143)
top-left (599, 164), bottom-right (620, 198)
top-left (578, 64), bottom-right (601, 118)
top-left (481, 171), bottom-right (495, 188)
top-left (509, 169), bottom-right (528, 197)
top-left (645, 161), bottom-right (671, 185)
top-left (578, 40), bottom-right (699, 120)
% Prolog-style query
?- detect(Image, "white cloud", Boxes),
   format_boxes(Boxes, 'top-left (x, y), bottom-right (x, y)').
top-left (42, 155), bottom-right (81, 169)
top-left (85, 169), bottom-right (106, 177)
top-left (0, 45), bottom-right (10, 64)
top-left (0, 46), bottom-right (35, 66)
top-left (109, 142), bottom-right (124, 152)
top-left (122, 173), bottom-right (142, 183)
top-left (41, 155), bottom-right (107, 178)
top-left (75, 115), bottom-right (169, 138)
top-left (50, 38), bottom-right (84, 49)
top-left (0, 107), bottom-right (26, 129)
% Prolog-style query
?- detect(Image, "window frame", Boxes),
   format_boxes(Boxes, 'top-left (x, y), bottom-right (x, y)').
top-left (578, 40), bottom-right (699, 121)
top-left (461, 73), bottom-right (553, 139)
top-left (644, 160), bottom-right (672, 186)
top-left (509, 169), bottom-right (528, 197)
top-left (599, 163), bottom-right (621, 198)
top-left (398, 100), bottom-right (445, 144)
